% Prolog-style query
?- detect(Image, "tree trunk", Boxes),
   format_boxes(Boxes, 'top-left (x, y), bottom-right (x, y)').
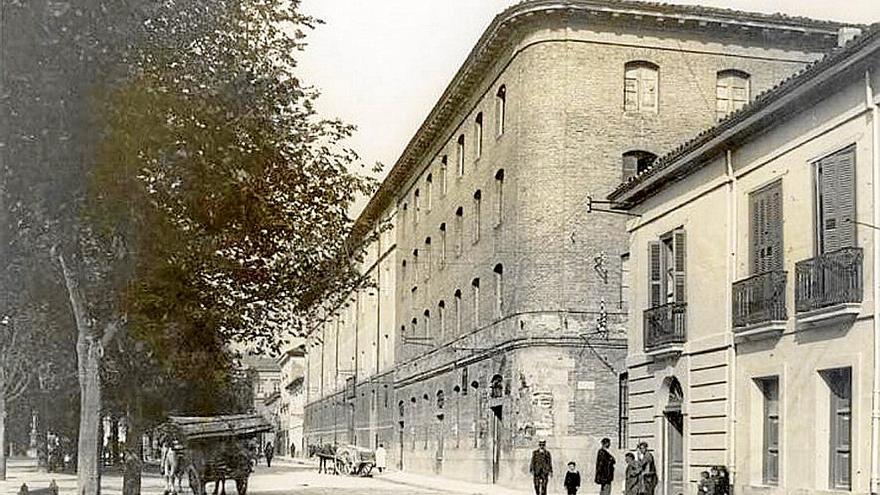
top-left (77, 340), bottom-right (102, 495)
top-left (0, 390), bottom-right (7, 481)
top-left (36, 403), bottom-right (48, 471)
top-left (109, 416), bottom-right (119, 465)
top-left (122, 403), bottom-right (143, 495)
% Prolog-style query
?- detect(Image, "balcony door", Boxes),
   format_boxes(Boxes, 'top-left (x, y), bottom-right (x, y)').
top-left (814, 145), bottom-right (856, 255)
top-left (750, 180), bottom-right (783, 274)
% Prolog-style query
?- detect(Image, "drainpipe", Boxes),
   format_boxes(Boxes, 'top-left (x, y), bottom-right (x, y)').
top-left (866, 68), bottom-right (880, 495)
top-left (725, 149), bottom-right (738, 490)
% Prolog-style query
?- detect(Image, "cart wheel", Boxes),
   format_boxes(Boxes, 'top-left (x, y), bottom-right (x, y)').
top-left (364, 463), bottom-right (374, 476)
top-left (235, 478), bottom-right (248, 495)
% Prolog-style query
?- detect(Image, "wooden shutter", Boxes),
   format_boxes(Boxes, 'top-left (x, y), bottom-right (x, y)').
top-left (829, 368), bottom-right (852, 490)
top-left (649, 241), bottom-right (662, 308)
top-left (762, 378), bottom-right (780, 485)
top-left (750, 181), bottom-right (783, 274)
top-left (817, 146), bottom-right (856, 253)
top-left (673, 230), bottom-right (687, 303)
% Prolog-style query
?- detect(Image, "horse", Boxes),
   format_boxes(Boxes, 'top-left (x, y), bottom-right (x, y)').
top-left (161, 443), bottom-right (185, 495)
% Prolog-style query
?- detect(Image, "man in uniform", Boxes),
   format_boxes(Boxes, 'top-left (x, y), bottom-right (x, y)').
top-left (529, 439), bottom-right (553, 495)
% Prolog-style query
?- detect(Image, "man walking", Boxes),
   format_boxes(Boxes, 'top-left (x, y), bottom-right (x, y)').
top-left (637, 442), bottom-right (657, 495)
top-left (529, 439), bottom-right (553, 495)
top-left (595, 437), bottom-right (616, 495)
top-left (264, 442), bottom-right (274, 468)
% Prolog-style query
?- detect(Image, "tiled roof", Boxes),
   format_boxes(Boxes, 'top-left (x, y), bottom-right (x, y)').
top-left (608, 24), bottom-right (880, 204)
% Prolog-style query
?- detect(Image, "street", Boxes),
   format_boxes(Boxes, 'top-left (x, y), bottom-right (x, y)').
top-left (0, 458), bottom-right (519, 495)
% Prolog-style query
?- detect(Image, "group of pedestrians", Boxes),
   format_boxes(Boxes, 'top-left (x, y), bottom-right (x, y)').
top-left (529, 438), bottom-right (659, 495)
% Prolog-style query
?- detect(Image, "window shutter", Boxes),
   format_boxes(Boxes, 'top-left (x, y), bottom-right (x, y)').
top-left (649, 241), bottom-right (662, 308)
top-left (818, 146), bottom-right (856, 253)
top-left (750, 181), bottom-right (783, 274)
top-left (673, 230), bottom-right (687, 303)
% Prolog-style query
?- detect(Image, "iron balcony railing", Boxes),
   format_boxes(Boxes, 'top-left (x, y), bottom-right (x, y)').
top-left (643, 302), bottom-right (687, 353)
top-left (732, 271), bottom-right (787, 329)
top-left (795, 247), bottom-right (863, 313)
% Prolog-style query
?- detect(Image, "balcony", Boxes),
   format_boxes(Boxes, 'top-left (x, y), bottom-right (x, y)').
top-left (643, 302), bottom-right (686, 358)
top-left (732, 271), bottom-right (787, 342)
top-left (795, 247), bottom-right (863, 328)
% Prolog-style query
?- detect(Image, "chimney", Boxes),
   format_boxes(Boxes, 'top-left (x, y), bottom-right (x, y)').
top-left (838, 27), bottom-right (862, 47)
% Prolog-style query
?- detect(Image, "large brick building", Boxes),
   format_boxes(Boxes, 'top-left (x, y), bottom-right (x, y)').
top-left (303, 0), bottom-right (850, 488)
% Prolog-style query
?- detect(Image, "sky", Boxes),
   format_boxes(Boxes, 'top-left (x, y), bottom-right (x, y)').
top-left (295, 1), bottom-right (880, 215)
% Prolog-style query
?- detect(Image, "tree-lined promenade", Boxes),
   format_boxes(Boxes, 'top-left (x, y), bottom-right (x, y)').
top-left (0, 1), bottom-right (379, 494)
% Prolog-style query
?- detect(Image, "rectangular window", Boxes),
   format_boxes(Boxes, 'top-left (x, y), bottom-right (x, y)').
top-left (824, 367), bottom-right (852, 490)
top-left (716, 71), bottom-right (750, 120)
top-left (494, 269), bottom-right (503, 318)
top-left (750, 180), bottom-right (784, 274)
top-left (759, 377), bottom-right (780, 485)
top-left (413, 190), bottom-right (420, 227)
top-left (624, 63), bottom-right (659, 113)
top-left (618, 372), bottom-right (629, 448)
top-left (815, 145), bottom-right (856, 254)
top-left (648, 229), bottom-right (686, 307)
top-left (620, 253), bottom-right (631, 312)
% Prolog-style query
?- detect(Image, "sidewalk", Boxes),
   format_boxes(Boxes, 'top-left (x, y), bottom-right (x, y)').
top-left (378, 470), bottom-right (531, 495)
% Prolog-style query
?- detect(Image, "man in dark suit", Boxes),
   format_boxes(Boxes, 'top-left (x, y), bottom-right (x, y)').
top-left (529, 439), bottom-right (553, 495)
top-left (637, 441), bottom-right (658, 495)
top-left (595, 437), bottom-right (616, 495)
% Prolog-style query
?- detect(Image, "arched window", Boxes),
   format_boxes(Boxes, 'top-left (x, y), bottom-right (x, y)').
top-left (423, 309), bottom-right (431, 339)
top-left (401, 259), bottom-right (407, 281)
top-left (493, 264), bottom-right (504, 318)
top-left (438, 300), bottom-right (446, 341)
top-left (440, 155), bottom-right (448, 196)
top-left (412, 249), bottom-right (419, 280)
top-left (472, 190), bottom-right (482, 244)
top-left (624, 61), bottom-right (659, 113)
top-left (716, 69), bottom-right (750, 119)
top-left (398, 400), bottom-right (405, 418)
top-left (457, 135), bottom-right (465, 176)
top-left (437, 390), bottom-right (445, 410)
top-left (424, 237), bottom-right (432, 280)
top-left (425, 173), bottom-right (433, 211)
top-left (454, 289), bottom-right (462, 335)
top-left (411, 317), bottom-right (418, 336)
top-left (495, 85), bottom-right (506, 136)
top-left (413, 189), bottom-right (420, 226)
top-left (455, 207), bottom-right (464, 257)
top-left (622, 150), bottom-right (658, 181)
top-left (471, 278), bottom-right (481, 329)
top-left (475, 112), bottom-right (483, 159)
top-left (494, 169), bottom-right (505, 227)
top-left (439, 223), bottom-right (447, 269)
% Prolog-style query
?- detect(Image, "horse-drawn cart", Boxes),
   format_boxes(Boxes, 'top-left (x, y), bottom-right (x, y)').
top-left (159, 413), bottom-right (271, 495)
top-left (313, 444), bottom-right (375, 476)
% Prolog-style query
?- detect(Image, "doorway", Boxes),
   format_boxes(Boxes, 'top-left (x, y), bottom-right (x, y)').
top-left (664, 377), bottom-right (684, 495)
top-left (490, 405), bottom-right (503, 483)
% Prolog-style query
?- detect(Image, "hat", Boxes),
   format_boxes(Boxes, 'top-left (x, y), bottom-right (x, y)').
top-left (538, 439), bottom-right (547, 445)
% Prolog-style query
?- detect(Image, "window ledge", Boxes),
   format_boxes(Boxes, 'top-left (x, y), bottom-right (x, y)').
top-left (645, 343), bottom-right (684, 359)
top-left (795, 303), bottom-right (860, 330)
top-left (733, 320), bottom-right (786, 344)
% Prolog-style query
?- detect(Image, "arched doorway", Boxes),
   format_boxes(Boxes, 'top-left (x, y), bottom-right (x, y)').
top-left (664, 378), bottom-right (684, 495)
top-left (489, 374), bottom-right (504, 483)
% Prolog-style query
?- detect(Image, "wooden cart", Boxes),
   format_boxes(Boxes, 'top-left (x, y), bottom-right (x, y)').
top-left (161, 414), bottom-right (271, 495)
